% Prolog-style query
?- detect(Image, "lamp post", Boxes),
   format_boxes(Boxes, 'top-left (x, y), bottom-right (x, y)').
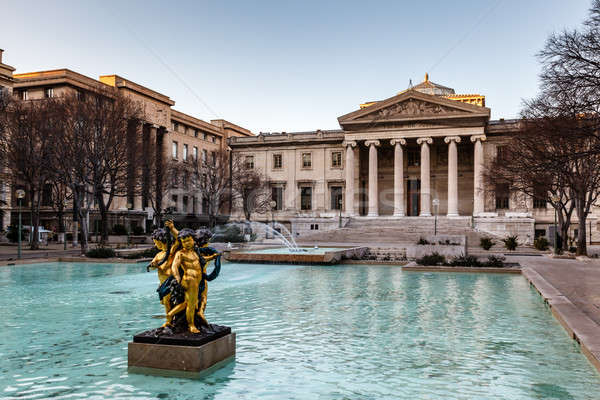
top-left (63, 199), bottom-right (68, 251)
top-left (16, 189), bottom-right (25, 260)
top-left (270, 200), bottom-right (277, 238)
top-left (550, 194), bottom-right (560, 254)
top-left (126, 202), bottom-right (132, 247)
top-left (338, 196), bottom-right (343, 228)
top-left (432, 198), bottom-right (439, 236)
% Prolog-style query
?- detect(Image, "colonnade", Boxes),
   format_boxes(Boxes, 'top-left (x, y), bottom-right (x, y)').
top-left (343, 135), bottom-right (486, 217)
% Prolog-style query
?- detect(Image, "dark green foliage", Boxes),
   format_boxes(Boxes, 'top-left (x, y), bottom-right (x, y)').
top-left (480, 237), bottom-right (494, 251)
top-left (484, 255), bottom-right (506, 268)
top-left (112, 224), bottom-right (128, 236)
top-left (132, 226), bottom-right (145, 235)
top-left (534, 236), bottom-right (550, 251)
top-left (502, 235), bottom-right (518, 251)
top-left (6, 225), bottom-right (27, 243)
top-left (211, 224), bottom-right (244, 243)
top-left (416, 252), bottom-right (445, 266)
top-left (122, 247), bottom-right (160, 259)
top-left (417, 237), bottom-right (430, 245)
top-left (86, 247), bottom-right (116, 258)
top-left (447, 255), bottom-right (482, 267)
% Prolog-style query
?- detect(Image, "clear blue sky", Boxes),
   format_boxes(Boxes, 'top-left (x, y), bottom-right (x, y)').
top-left (0, 0), bottom-right (592, 133)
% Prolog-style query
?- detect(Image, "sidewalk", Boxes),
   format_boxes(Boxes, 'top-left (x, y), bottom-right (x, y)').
top-left (516, 255), bottom-right (600, 326)
top-left (0, 243), bottom-right (85, 261)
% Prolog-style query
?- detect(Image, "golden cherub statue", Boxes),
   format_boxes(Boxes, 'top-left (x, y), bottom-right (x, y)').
top-left (149, 222), bottom-right (220, 333)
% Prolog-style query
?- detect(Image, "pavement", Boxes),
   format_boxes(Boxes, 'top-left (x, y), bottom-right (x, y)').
top-left (0, 242), bottom-right (84, 261)
top-left (515, 255), bottom-right (600, 326)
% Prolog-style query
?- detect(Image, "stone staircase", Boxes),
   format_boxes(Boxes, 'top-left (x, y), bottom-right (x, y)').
top-left (296, 216), bottom-right (539, 254)
top-left (297, 216), bottom-right (474, 245)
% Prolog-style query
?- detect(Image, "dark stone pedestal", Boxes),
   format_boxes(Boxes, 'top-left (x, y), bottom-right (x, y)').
top-left (128, 324), bottom-right (235, 377)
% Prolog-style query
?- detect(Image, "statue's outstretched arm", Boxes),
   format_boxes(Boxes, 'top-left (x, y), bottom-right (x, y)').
top-left (165, 220), bottom-right (179, 239)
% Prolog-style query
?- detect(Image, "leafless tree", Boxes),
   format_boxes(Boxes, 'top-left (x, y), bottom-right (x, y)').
top-left (184, 149), bottom-right (232, 228)
top-left (230, 154), bottom-right (271, 221)
top-left (0, 97), bottom-right (62, 249)
top-left (56, 90), bottom-right (143, 245)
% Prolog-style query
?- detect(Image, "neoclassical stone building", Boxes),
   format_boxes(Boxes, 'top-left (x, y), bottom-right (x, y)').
top-left (1, 49), bottom-right (252, 234)
top-left (229, 75), bottom-right (598, 243)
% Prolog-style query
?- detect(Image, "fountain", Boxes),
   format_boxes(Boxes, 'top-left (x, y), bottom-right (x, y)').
top-left (219, 220), bottom-right (367, 264)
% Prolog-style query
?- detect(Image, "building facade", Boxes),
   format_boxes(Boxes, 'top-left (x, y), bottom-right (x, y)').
top-left (229, 75), bottom-right (599, 243)
top-left (0, 49), bottom-right (15, 231)
top-left (3, 51), bottom-right (252, 234)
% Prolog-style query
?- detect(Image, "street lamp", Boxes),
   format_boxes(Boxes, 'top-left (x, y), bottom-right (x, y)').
top-left (63, 199), bottom-right (68, 251)
top-left (550, 194), bottom-right (560, 254)
top-left (338, 196), bottom-right (343, 228)
top-left (270, 200), bottom-right (277, 238)
top-left (126, 202), bottom-right (132, 247)
top-left (432, 198), bottom-right (440, 236)
top-left (16, 189), bottom-right (25, 260)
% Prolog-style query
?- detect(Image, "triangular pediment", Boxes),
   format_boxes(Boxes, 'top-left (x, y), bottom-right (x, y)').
top-left (338, 90), bottom-right (490, 128)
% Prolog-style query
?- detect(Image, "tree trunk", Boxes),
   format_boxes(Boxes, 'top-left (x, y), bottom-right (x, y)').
top-left (576, 197), bottom-right (588, 256)
top-left (96, 193), bottom-right (109, 244)
top-left (30, 190), bottom-right (40, 250)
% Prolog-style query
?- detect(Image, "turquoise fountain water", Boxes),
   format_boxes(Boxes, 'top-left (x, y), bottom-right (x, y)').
top-left (1, 262), bottom-right (598, 399)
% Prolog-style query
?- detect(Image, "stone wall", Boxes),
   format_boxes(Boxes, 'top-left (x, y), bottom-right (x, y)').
top-left (474, 215), bottom-right (535, 244)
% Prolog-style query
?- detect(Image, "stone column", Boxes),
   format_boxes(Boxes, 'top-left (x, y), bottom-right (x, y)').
top-left (444, 136), bottom-right (461, 217)
top-left (365, 140), bottom-right (380, 217)
top-left (471, 135), bottom-right (487, 216)
top-left (417, 137), bottom-right (433, 216)
top-left (343, 141), bottom-right (357, 216)
top-left (390, 138), bottom-right (406, 216)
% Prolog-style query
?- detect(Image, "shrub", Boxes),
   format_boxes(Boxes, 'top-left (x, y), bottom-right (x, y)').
top-left (112, 224), bottom-right (128, 236)
top-left (502, 235), bottom-right (518, 251)
top-left (480, 237), bottom-right (494, 251)
top-left (417, 237), bottom-right (430, 245)
top-left (533, 237), bottom-right (549, 251)
top-left (569, 246), bottom-right (577, 253)
top-left (448, 255), bottom-right (482, 267)
top-left (122, 247), bottom-right (159, 259)
top-left (6, 226), bottom-right (27, 243)
top-left (86, 247), bottom-right (116, 258)
top-left (132, 226), bottom-right (145, 236)
top-left (484, 255), bottom-right (506, 268)
top-left (416, 252), bottom-right (446, 266)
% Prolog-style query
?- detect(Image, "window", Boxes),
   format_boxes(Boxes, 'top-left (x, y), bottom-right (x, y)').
top-left (172, 141), bottom-right (178, 159)
top-left (203, 132), bottom-right (207, 140)
top-left (194, 130), bottom-right (199, 138)
top-left (76, 90), bottom-right (85, 101)
top-left (408, 150), bottom-right (419, 166)
top-left (211, 151), bottom-right (216, 166)
top-left (173, 122), bottom-right (179, 132)
top-left (497, 145), bottom-right (508, 161)
top-left (272, 187), bottom-right (283, 211)
top-left (301, 187), bottom-right (312, 210)
top-left (193, 146), bottom-right (198, 161)
top-left (273, 154), bottom-right (282, 169)
top-left (330, 186), bottom-right (343, 210)
top-left (302, 153), bottom-right (312, 168)
top-left (331, 151), bottom-right (342, 168)
top-left (245, 155), bottom-right (254, 170)
top-left (171, 170), bottom-right (179, 187)
top-left (202, 197), bottom-right (210, 214)
top-left (21, 90), bottom-right (28, 100)
top-left (202, 149), bottom-right (208, 163)
top-left (495, 183), bottom-right (509, 209)
top-left (211, 136), bottom-right (216, 143)
top-left (533, 186), bottom-right (548, 209)
top-left (171, 195), bottom-right (178, 211)
top-left (182, 196), bottom-right (188, 213)
top-left (183, 144), bottom-right (188, 161)
top-left (192, 197), bottom-right (197, 214)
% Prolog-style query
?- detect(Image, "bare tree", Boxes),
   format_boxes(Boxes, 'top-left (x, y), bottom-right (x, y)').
top-left (0, 97), bottom-right (61, 249)
top-left (56, 90), bottom-right (142, 245)
top-left (230, 154), bottom-right (271, 221)
top-left (186, 149), bottom-right (232, 228)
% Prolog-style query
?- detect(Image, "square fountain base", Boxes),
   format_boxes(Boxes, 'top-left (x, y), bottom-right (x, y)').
top-left (128, 325), bottom-right (235, 377)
